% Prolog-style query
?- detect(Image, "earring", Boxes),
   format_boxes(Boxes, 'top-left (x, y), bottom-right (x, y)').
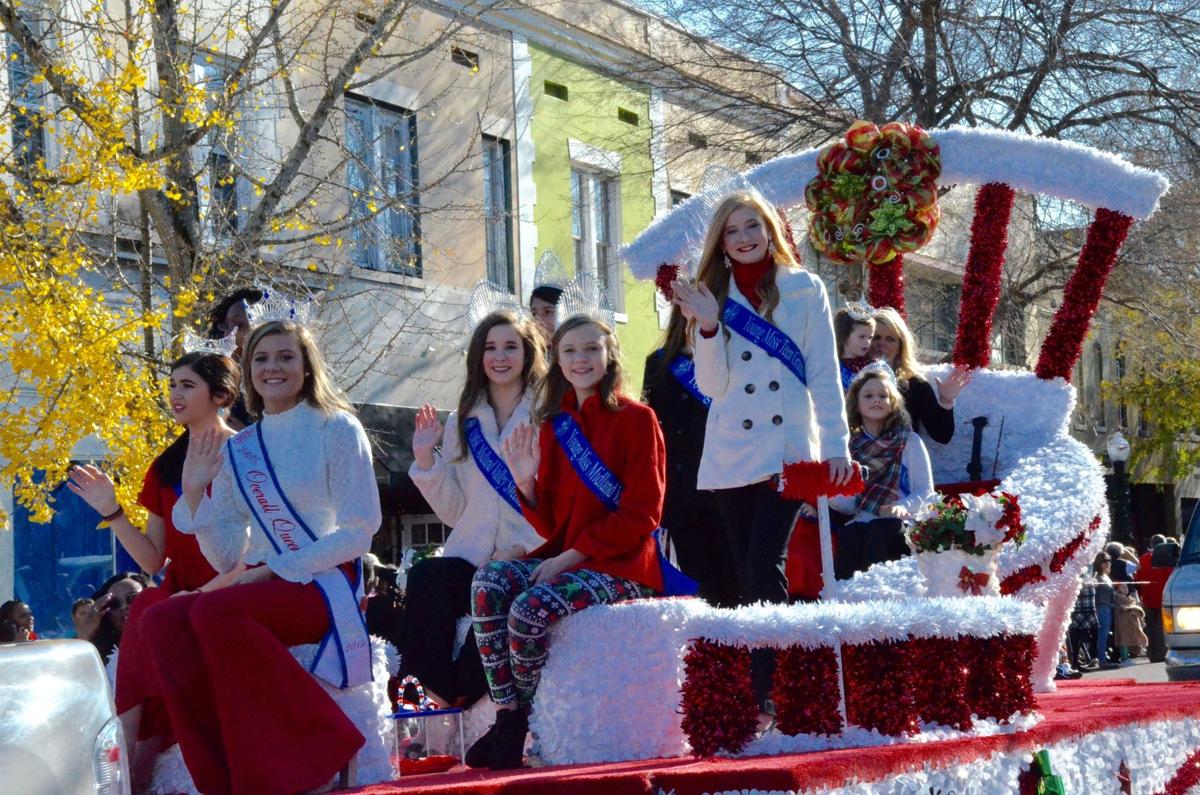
top-left (768, 240), bottom-right (776, 257)
top-left (217, 406), bottom-right (227, 418)
top-left (723, 252), bottom-right (733, 269)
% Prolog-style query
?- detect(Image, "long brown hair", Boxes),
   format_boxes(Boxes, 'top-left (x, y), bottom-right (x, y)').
top-left (242, 320), bottom-right (352, 418)
top-left (845, 370), bottom-right (910, 435)
top-left (453, 311), bottom-right (546, 462)
top-left (649, 303), bottom-right (690, 383)
top-left (534, 315), bottom-right (625, 424)
top-left (693, 191), bottom-right (800, 332)
top-left (872, 307), bottom-right (923, 383)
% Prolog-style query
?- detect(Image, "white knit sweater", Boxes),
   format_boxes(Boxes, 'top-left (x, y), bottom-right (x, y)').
top-left (408, 393), bottom-right (543, 567)
top-left (173, 402), bottom-right (382, 584)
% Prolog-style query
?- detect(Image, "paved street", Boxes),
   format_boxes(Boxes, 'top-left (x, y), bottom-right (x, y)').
top-left (1078, 657), bottom-right (1168, 684)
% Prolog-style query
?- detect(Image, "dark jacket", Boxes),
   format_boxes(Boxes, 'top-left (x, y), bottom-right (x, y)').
top-left (900, 375), bottom-right (954, 445)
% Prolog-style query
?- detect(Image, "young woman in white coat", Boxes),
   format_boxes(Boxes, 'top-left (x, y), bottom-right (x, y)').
top-left (672, 190), bottom-right (852, 715)
top-left (404, 310), bottom-right (547, 707)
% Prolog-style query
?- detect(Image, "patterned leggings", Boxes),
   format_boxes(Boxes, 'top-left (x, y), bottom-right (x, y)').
top-left (471, 558), bottom-right (652, 706)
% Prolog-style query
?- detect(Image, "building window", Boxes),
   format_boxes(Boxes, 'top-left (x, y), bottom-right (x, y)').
top-left (482, 135), bottom-right (513, 291)
top-left (8, 35), bottom-right (45, 174)
top-left (907, 278), bottom-right (960, 356)
top-left (345, 95), bottom-right (421, 276)
top-left (617, 107), bottom-right (639, 126)
top-left (544, 81), bottom-right (568, 101)
top-left (745, 152), bottom-right (762, 165)
top-left (687, 131), bottom-right (708, 149)
top-left (195, 57), bottom-right (241, 238)
top-left (400, 513), bottom-right (450, 550)
top-left (571, 168), bottom-right (621, 310)
top-left (1116, 355), bottom-right (1128, 428)
top-left (451, 46), bottom-right (479, 70)
top-left (670, 189), bottom-right (690, 207)
top-left (1092, 341), bottom-right (1106, 429)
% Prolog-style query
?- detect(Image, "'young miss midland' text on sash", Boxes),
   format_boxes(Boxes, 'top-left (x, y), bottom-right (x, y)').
top-left (227, 425), bottom-right (372, 689)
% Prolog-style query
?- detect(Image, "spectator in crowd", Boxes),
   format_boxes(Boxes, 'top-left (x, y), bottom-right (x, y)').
top-left (75, 573), bottom-right (150, 665)
top-left (71, 598), bottom-right (94, 638)
top-left (1093, 554), bottom-right (1119, 669)
top-left (1113, 581), bottom-right (1149, 665)
top-left (1068, 573), bottom-right (1098, 670)
top-left (1054, 643), bottom-right (1083, 680)
top-left (0, 600), bottom-right (37, 642)
top-left (1140, 534), bottom-right (1172, 663)
top-left (1107, 541), bottom-right (1137, 584)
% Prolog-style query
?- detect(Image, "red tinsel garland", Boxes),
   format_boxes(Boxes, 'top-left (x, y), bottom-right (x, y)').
top-left (869, 254), bottom-right (907, 317)
top-left (963, 635), bottom-right (1036, 722)
top-left (679, 640), bottom-right (759, 756)
top-left (907, 637), bottom-right (973, 731)
top-left (771, 645), bottom-right (843, 736)
top-left (1000, 564), bottom-right (1046, 595)
top-left (1051, 515), bottom-right (1102, 573)
top-left (1035, 208), bottom-right (1135, 380)
top-left (843, 639), bottom-right (919, 736)
top-left (953, 183), bottom-right (1016, 370)
top-left (655, 263), bottom-right (685, 301)
top-left (1158, 746), bottom-right (1200, 795)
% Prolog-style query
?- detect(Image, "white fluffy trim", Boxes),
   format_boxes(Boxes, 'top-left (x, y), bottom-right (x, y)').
top-left (622, 128), bottom-right (1168, 278)
top-left (662, 717), bottom-right (1200, 795)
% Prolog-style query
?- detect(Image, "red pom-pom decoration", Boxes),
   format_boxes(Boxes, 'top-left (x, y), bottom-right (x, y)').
top-left (907, 637), bottom-right (972, 731)
top-left (869, 253), bottom-right (907, 318)
top-left (771, 644), bottom-right (843, 736)
top-left (963, 635), bottom-right (1036, 722)
top-left (656, 263), bottom-right (685, 302)
top-left (843, 639), bottom-right (919, 736)
top-left (778, 460), bottom-right (866, 504)
top-left (680, 640), bottom-right (759, 756)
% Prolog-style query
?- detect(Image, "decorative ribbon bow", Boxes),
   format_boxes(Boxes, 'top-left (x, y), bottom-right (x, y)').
top-left (958, 567), bottom-right (991, 595)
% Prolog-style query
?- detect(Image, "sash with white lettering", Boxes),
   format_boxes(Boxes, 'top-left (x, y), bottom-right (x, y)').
top-left (227, 425), bottom-right (372, 689)
top-left (721, 299), bottom-right (808, 386)
top-left (550, 413), bottom-right (698, 597)
top-left (668, 353), bottom-right (711, 407)
top-left (463, 417), bottom-right (523, 514)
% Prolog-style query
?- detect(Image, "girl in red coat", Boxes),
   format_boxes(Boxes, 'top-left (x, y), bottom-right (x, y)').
top-left (66, 350), bottom-right (242, 789)
top-left (465, 313), bottom-right (666, 770)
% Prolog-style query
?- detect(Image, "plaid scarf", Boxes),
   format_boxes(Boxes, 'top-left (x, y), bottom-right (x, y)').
top-left (851, 425), bottom-right (908, 516)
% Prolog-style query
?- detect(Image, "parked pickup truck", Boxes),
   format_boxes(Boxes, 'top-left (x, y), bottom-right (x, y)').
top-left (0, 639), bottom-right (130, 794)
top-left (1165, 504), bottom-right (1200, 682)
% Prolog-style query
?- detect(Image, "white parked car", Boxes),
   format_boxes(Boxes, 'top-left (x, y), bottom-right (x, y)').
top-left (0, 639), bottom-right (130, 794)
top-left (1164, 505), bottom-right (1200, 682)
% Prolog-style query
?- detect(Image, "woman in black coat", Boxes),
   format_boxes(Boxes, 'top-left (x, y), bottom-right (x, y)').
top-left (642, 305), bottom-right (739, 607)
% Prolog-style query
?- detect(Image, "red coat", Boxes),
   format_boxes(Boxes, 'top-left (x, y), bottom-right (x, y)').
top-left (1139, 550), bottom-right (1171, 610)
top-left (521, 391), bottom-right (666, 592)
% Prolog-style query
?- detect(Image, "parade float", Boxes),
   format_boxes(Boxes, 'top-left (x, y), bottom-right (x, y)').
top-left (143, 124), bottom-right (1200, 795)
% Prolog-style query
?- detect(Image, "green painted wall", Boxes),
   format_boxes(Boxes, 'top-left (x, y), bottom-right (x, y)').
top-left (529, 43), bottom-right (660, 395)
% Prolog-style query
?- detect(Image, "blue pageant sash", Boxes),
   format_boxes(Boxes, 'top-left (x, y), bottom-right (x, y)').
top-left (227, 425), bottom-right (372, 689)
top-left (668, 354), bottom-right (711, 407)
top-left (463, 417), bottom-right (523, 514)
top-left (721, 299), bottom-right (808, 386)
top-left (551, 413), bottom-right (699, 597)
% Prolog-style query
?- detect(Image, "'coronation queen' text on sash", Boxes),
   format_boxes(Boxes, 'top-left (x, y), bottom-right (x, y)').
top-left (227, 426), bottom-right (372, 689)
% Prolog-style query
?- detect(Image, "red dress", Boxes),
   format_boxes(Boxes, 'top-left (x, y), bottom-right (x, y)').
top-left (114, 458), bottom-right (219, 741)
top-left (520, 391), bottom-right (666, 591)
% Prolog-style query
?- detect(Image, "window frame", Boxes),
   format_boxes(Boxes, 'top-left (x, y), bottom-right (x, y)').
top-left (482, 134), bottom-right (514, 291)
top-left (569, 166), bottom-right (622, 312)
top-left (7, 32), bottom-right (47, 175)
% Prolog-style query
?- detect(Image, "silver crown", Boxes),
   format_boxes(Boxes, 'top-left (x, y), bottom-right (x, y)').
top-left (181, 327), bottom-right (237, 357)
top-left (555, 270), bottom-right (616, 329)
top-left (854, 359), bottom-right (898, 386)
top-left (844, 300), bottom-right (875, 323)
top-left (465, 279), bottom-right (525, 331)
top-left (245, 290), bottom-right (315, 326)
top-left (532, 250), bottom-right (570, 292)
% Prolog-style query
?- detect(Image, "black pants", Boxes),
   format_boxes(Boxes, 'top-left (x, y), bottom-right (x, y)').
top-left (665, 494), bottom-right (741, 608)
top-left (715, 481), bottom-right (804, 704)
top-left (1147, 607), bottom-right (1167, 663)
top-left (396, 556), bottom-right (487, 706)
top-left (834, 518), bottom-right (907, 581)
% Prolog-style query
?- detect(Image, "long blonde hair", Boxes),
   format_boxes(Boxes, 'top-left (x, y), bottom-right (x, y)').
top-left (872, 307), bottom-right (923, 383)
top-left (534, 315), bottom-right (625, 424)
top-left (845, 370), bottom-right (911, 435)
top-left (453, 311), bottom-right (546, 461)
top-left (242, 320), bottom-right (353, 418)
top-left (694, 191), bottom-right (800, 327)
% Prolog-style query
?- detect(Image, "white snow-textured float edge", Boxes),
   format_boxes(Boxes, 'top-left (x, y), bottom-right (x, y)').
top-left (528, 596), bottom-right (1041, 766)
top-left (621, 126), bottom-right (1168, 277)
top-left (660, 716), bottom-right (1200, 795)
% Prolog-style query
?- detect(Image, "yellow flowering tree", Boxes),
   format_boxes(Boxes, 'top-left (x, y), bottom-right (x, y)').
top-left (0, 0), bottom-right (502, 522)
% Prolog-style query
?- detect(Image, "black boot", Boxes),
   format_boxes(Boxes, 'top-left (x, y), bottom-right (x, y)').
top-left (487, 705), bottom-right (530, 770)
top-left (465, 706), bottom-right (525, 769)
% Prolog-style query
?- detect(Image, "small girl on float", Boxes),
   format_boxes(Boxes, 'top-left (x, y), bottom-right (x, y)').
top-left (830, 363), bottom-right (935, 581)
top-left (465, 277), bottom-right (674, 770)
top-left (671, 189), bottom-right (853, 718)
top-left (834, 304), bottom-right (876, 391)
top-left (404, 283), bottom-right (547, 708)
